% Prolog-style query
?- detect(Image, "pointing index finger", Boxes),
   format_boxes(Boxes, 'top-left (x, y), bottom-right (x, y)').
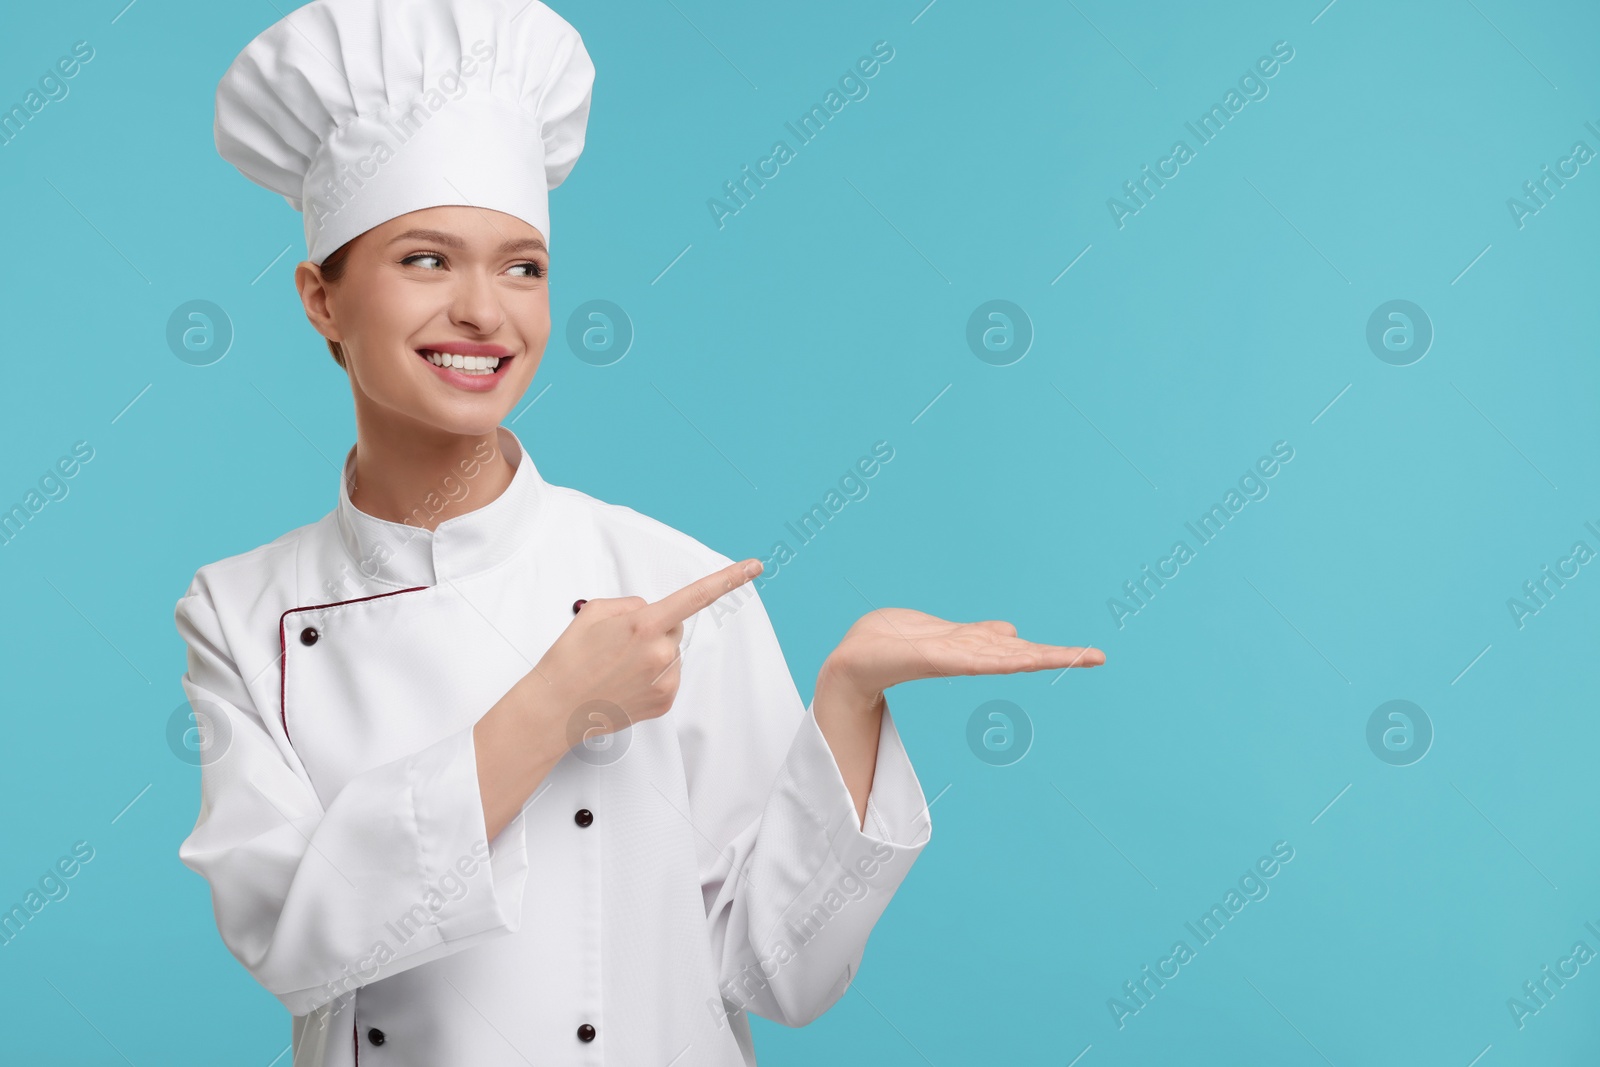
top-left (645, 558), bottom-right (763, 628)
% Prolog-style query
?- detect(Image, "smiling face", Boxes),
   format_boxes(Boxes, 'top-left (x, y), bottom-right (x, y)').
top-left (293, 204), bottom-right (550, 439)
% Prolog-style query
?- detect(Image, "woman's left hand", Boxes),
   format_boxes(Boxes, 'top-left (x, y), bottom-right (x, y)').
top-left (820, 607), bottom-right (1105, 699)
top-left (811, 608), bottom-right (1105, 828)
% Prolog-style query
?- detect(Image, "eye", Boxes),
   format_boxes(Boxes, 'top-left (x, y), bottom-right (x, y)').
top-left (508, 260), bottom-right (547, 280)
top-left (401, 252), bottom-right (446, 269)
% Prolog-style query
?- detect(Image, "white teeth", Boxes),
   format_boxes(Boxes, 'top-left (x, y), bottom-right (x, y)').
top-left (422, 350), bottom-right (501, 376)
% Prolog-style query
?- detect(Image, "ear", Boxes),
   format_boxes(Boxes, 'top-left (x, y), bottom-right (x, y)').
top-left (294, 261), bottom-right (343, 343)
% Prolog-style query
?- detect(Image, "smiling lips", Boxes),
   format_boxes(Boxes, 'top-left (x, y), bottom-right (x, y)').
top-left (416, 343), bottom-right (514, 387)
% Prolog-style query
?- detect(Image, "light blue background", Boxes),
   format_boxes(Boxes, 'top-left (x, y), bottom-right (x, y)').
top-left (2, 0), bottom-right (1597, 1063)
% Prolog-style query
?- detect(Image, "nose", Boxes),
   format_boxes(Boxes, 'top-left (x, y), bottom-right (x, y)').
top-left (448, 266), bottom-right (506, 336)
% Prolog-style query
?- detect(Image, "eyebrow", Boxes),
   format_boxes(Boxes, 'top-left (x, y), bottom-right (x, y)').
top-left (387, 228), bottom-right (547, 255)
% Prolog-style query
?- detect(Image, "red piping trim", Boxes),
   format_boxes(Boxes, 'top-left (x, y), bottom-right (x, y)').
top-left (277, 586), bottom-right (427, 743)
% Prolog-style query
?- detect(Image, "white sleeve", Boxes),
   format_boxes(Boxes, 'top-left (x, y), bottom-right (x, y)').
top-left (678, 568), bottom-right (933, 1028)
top-left (173, 574), bottom-right (531, 1017)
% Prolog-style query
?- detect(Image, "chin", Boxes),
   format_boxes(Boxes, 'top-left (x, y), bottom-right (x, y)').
top-left (418, 403), bottom-right (515, 438)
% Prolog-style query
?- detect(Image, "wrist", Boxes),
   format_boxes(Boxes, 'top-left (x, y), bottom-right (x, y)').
top-left (511, 671), bottom-right (580, 765)
top-left (815, 656), bottom-right (884, 720)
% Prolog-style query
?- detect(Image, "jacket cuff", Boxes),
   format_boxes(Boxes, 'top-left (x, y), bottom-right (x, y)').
top-left (787, 697), bottom-right (933, 864)
top-left (408, 724), bottom-right (531, 945)
top-left (741, 697), bottom-right (932, 1020)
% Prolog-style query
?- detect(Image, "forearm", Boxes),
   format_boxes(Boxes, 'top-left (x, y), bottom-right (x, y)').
top-left (811, 657), bottom-right (885, 830)
top-left (473, 674), bottom-right (573, 841)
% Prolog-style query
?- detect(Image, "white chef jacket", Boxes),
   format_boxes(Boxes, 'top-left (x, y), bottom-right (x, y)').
top-left (174, 425), bottom-right (933, 1066)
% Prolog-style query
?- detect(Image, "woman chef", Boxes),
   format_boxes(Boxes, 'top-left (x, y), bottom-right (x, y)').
top-left (176, 0), bottom-right (1106, 1063)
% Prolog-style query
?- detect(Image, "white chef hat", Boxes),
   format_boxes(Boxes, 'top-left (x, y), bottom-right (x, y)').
top-left (214, 0), bottom-right (594, 265)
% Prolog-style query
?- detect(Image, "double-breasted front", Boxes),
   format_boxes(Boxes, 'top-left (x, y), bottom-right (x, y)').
top-left (174, 426), bottom-right (932, 1066)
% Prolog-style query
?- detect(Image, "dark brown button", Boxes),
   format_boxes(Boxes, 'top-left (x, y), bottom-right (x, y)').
top-left (572, 599), bottom-right (588, 614)
top-left (574, 808), bottom-right (593, 828)
top-left (577, 1023), bottom-right (596, 1042)
top-left (367, 1028), bottom-right (385, 1045)
top-left (299, 627), bottom-right (319, 646)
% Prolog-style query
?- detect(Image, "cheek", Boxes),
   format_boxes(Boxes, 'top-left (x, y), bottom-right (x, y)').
top-left (517, 296), bottom-right (553, 345)
top-left (372, 287), bottom-right (438, 342)
top-left (331, 292), bottom-right (378, 351)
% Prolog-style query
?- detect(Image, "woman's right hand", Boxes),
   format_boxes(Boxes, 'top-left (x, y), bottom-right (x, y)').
top-left (525, 557), bottom-right (765, 742)
top-left (476, 556), bottom-right (764, 839)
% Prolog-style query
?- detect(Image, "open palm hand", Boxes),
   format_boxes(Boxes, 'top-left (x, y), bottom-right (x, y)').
top-left (824, 607), bottom-right (1105, 697)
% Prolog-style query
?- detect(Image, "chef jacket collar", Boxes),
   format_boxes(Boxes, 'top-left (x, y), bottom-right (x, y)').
top-left (335, 425), bottom-right (545, 589)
